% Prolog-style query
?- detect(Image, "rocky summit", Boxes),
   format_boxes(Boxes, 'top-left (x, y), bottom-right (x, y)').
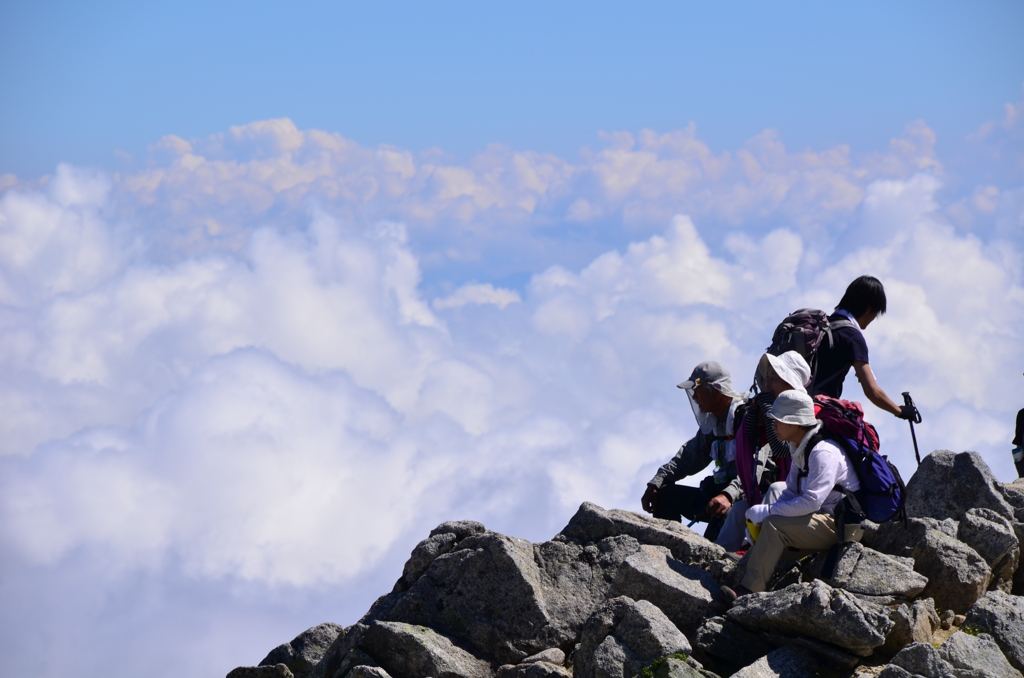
top-left (228, 451), bottom-right (1024, 678)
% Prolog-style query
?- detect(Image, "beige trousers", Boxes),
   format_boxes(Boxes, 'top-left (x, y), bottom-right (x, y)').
top-left (740, 512), bottom-right (838, 593)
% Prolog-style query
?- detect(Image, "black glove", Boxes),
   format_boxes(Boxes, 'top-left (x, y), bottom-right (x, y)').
top-left (899, 404), bottom-right (919, 421)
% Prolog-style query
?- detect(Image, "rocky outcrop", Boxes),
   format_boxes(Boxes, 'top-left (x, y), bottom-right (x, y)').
top-left (575, 596), bottom-right (692, 678)
top-left (963, 590), bottom-right (1024, 674)
top-left (230, 449), bottom-right (1024, 678)
top-left (258, 623), bottom-right (345, 678)
top-left (725, 580), bottom-right (892, 656)
top-left (873, 517), bottom-right (992, 613)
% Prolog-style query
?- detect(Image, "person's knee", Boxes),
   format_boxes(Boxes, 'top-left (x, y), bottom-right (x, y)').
top-left (764, 481), bottom-right (787, 503)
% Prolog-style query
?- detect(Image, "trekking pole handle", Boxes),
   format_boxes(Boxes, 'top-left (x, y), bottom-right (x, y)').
top-left (901, 392), bottom-right (922, 424)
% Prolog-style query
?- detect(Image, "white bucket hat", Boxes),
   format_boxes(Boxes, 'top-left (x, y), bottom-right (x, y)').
top-left (756, 351), bottom-right (812, 394)
top-left (767, 390), bottom-right (817, 426)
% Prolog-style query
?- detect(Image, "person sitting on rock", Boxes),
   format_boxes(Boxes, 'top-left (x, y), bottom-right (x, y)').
top-left (723, 351), bottom-right (813, 552)
top-left (641, 361), bottom-right (750, 550)
top-left (723, 390), bottom-right (861, 598)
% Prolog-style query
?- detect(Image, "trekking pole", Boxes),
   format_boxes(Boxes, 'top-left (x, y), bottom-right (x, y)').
top-left (902, 392), bottom-right (923, 466)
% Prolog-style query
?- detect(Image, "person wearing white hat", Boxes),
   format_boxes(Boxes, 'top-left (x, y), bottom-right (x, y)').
top-left (642, 361), bottom-right (751, 549)
top-left (722, 390), bottom-right (861, 599)
top-left (723, 350), bottom-right (814, 555)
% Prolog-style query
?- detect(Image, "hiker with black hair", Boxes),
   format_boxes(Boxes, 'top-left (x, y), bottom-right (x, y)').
top-left (721, 390), bottom-right (863, 599)
top-left (641, 361), bottom-right (750, 550)
top-left (811, 275), bottom-right (917, 421)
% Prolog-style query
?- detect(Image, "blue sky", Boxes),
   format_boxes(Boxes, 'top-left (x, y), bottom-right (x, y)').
top-left (1, 3), bottom-right (1023, 678)
top-left (3, 2), bottom-right (1023, 177)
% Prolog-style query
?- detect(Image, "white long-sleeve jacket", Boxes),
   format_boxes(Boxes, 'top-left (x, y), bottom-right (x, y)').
top-left (769, 421), bottom-right (860, 517)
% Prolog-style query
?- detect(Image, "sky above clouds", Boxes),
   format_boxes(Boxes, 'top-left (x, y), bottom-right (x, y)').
top-left (1, 3), bottom-right (1024, 678)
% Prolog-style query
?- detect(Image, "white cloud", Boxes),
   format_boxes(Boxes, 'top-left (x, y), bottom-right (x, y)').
top-left (1, 110), bottom-right (1023, 678)
top-left (433, 283), bottom-right (521, 310)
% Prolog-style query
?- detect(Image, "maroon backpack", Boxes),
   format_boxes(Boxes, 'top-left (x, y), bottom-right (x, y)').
top-left (766, 308), bottom-right (855, 388)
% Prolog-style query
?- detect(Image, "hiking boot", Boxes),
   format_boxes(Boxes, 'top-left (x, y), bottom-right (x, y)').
top-left (719, 584), bottom-right (754, 604)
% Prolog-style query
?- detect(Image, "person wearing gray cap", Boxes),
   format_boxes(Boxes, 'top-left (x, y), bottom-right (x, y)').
top-left (721, 390), bottom-right (862, 600)
top-left (641, 361), bottom-right (751, 549)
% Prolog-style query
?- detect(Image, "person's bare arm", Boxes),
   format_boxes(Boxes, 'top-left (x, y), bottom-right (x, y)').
top-left (852, 361), bottom-right (903, 417)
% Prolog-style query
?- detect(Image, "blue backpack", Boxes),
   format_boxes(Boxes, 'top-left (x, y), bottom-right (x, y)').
top-left (801, 395), bottom-right (907, 526)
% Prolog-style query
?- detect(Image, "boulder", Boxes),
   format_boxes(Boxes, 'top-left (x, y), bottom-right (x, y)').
top-left (227, 666), bottom-right (295, 678)
top-left (905, 450), bottom-right (1015, 522)
top-left (522, 648), bottom-right (565, 665)
top-left (887, 642), bottom-right (961, 677)
top-left (957, 508), bottom-right (1020, 593)
top-left (647, 656), bottom-right (706, 678)
top-left (394, 521), bottom-right (487, 592)
top-left (999, 479), bottom-right (1024, 522)
top-left (808, 542), bottom-right (928, 602)
top-left (496, 663), bottom-right (572, 678)
top-left (344, 668), bottom-right (392, 678)
top-left (725, 580), bottom-right (893, 656)
top-left (557, 502), bottom-right (725, 568)
top-left (878, 598), bottom-right (939, 658)
top-left (575, 596), bottom-right (691, 678)
top-left (534, 535), bottom-right (643, 637)
top-left (938, 631), bottom-right (1023, 678)
top-left (754, 630), bottom-right (860, 670)
top-left (872, 517), bottom-right (991, 613)
top-left (359, 621), bottom-right (493, 678)
top-left (608, 544), bottom-right (720, 636)
top-left (692, 616), bottom-right (775, 673)
top-left (258, 623), bottom-right (346, 677)
top-left (963, 590), bottom-right (1024, 674)
top-left (369, 531), bottom-right (553, 664)
top-left (728, 646), bottom-right (819, 678)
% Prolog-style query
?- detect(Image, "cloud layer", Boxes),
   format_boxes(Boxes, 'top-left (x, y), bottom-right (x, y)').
top-left (1, 102), bottom-right (1022, 677)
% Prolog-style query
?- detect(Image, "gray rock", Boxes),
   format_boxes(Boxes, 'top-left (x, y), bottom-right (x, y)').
top-left (395, 532), bottom-right (458, 592)
top-left (889, 643), bottom-right (957, 677)
top-left (496, 663), bottom-right (572, 678)
top-left (938, 631), bottom-right (1024, 678)
top-left (359, 621), bottom-right (493, 678)
top-left (963, 590), bottom-right (1024, 673)
top-left (755, 630), bottom-right (861, 670)
top-left (557, 502), bottom-right (725, 568)
top-left (575, 596), bottom-right (691, 678)
top-left (729, 646), bottom-right (819, 678)
top-left (227, 666), bottom-right (295, 678)
top-left (534, 535), bottom-right (643, 639)
top-left (344, 668), bottom-right (391, 678)
top-left (521, 648), bottom-right (565, 665)
top-left (957, 508), bottom-right (1020, 593)
top-left (999, 479), bottom-right (1024, 522)
top-left (430, 520), bottom-right (487, 539)
top-left (809, 542), bottom-right (928, 600)
top-left (394, 521), bottom-right (487, 593)
top-left (879, 598), bottom-right (939, 658)
top-left (371, 531), bottom-right (552, 664)
top-left (905, 450), bottom-right (1015, 522)
top-left (649, 656), bottom-right (707, 678)
top-left (258, 623), bottom-right (345, 677)
top-left (609, 544), bottom-right (720, 636)
top-left (873, 517), bottom-right (991, 613)
top-left (876, 666), bottom-right (916, 678)
top-left (725, 580), bottom-right (893, 656)
top-left (305, 623), bottom-right (370, 678)
top-left (692, 615), bottom-right (775, 672)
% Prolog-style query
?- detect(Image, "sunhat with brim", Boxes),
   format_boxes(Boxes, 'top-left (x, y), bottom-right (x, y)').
top-left (763, 351), bottom-right (811, 393)
top-left (767, 390), bottom-right (817, 426)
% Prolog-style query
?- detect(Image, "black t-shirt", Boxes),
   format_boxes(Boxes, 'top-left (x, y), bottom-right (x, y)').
top-left (811, 312), bottom-right (869, 398)
top-left (1014, 408), bottom-right (1024, 447)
